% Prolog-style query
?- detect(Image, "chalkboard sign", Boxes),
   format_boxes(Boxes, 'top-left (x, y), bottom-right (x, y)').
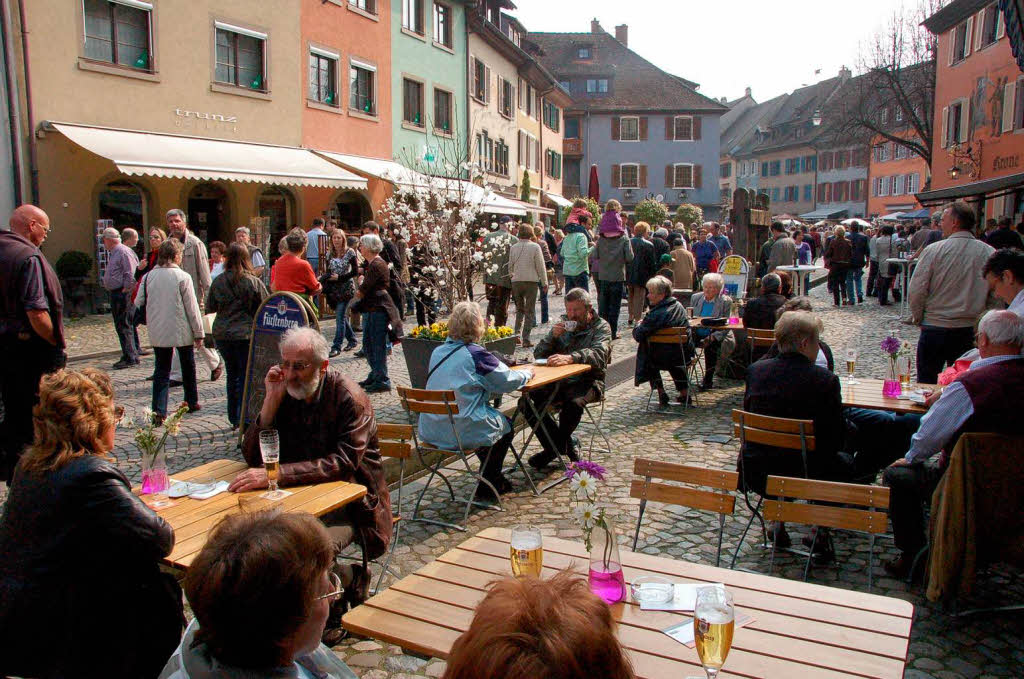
top-left (239, 292), bottom-right (320, 435)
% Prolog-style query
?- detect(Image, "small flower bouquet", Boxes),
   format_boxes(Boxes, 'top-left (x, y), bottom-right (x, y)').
top-left (130, 404), bottom-right (189, 507)
top-left (566, 461), bottom-right (626, 604)
top-left (880, 333), bottom-right (913, 396)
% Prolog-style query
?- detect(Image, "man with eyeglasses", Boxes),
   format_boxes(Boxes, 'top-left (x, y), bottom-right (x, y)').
top-left (0, 205), bottom-right (66, 482)
top-left (228, 326), bottom-right (391, 637)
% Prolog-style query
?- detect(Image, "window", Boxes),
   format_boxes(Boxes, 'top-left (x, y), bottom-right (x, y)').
top-left (476, 131), bottom-right (494, 172)
top-left (906, 173), bottom-right (920, 194)
top-left (545, 150), bottom-right (562, 179)
top-left (804, 155), bottom-right (816, 172)
top-left (403, 78), bottom-right (424, 127)
top-left (769, 160), bottom-right (781, 176)
top-left (83, 0), bottom-right (152, 70)
top-left (215, 24), bottom-right (267, 90)
top-left (586, 78), bottom-right (608, 94)
top-left (565, 117), bottom-right (580, 139)
top-left (951, 19), bottom-right (970, 63)
top-left (433, 88), bottom-right (452, 133)
top-left (543, 101), bottom-right (560, 132)
top-left (577, 46), bottom-right (591, 59)
top-left (472, 58), bottom-right (489, 103)
top-left (720, 162), bottom-right (731, 179)
top-left (518, 132), bottom-right (539, 171)
top-left (349, 61), bottom-right (375, 114)
top-left (620, 164), bottom-right (639, 188)
top-left (673, 116), bottom-right (693, 141)
top-left (874, 143), bottom-right (891, 162)
top-left (433, 3), bottom-right (452, 48)
top-left (349, 0), bottom-right (376, 13)
top-left (946, 99), bottom-right (968, 145)
top-left (308, 49), bottom-right (338, 106)
top-left (673, 164), bottom-right (694, 188)
top-left (499, 78), bottom-right (514, 118)
top-left (761, 162), bottom-right (769, 177)
top-left (895, 107), bottom-right (904, 122)
top-left (803, 184), bottom-right (813, 201)
top-left (881, 108), bottom-right (889, 124)
top-left (559, 80), bottom-right (571, 92)
top-left (620, 116), bottom-right (639, 141)
top-left (771, 187), bottom-right (780, 202)
top-left (980, 4), bottom-right (1001, 48)
top-left (495, 140), bottom-right (509, 176)
top-left (520, 80), bottom-right (535, 116)
top-left (894, 144), bottom-right (909, 160)
top-left (891, 176), bottom-right (901, 195)
top-left (402, 0), bottom-right (424, 34)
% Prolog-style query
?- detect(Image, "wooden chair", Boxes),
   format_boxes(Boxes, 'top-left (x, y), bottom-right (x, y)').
top-left (630, 458), bottom-right (738, 566)
top-left (643, 326), bottom-right (700, 414)
top-left (746, 328), bottom-right (776, 364)
top-left (372, 423), bottom-right (413, 594)
top-left (397, 386), bottom-right (503, 531)
top-left (730, 409), bottom-right (814, 569)
top-left (763, 476), bottom-right (889, 591)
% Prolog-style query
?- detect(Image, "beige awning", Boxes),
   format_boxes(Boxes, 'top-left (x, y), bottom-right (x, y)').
top-left (544, 192), bottom-right (573, 209)
top-left (51, 122), bottom-right (367, 189)
top-left (314, 150), bottom-right (430, 189)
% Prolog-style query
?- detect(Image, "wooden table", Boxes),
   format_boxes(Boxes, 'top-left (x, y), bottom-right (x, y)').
top-left (147, 459), bottom-right (367, 569)
top-left (521, 362), bottom-right (590, 391)
top-left (343, 527), bottom-right (914, 678)
top-left (841, 379), bottom-right (934, 415)
top-left (690, 317), bottom-right (745, 331)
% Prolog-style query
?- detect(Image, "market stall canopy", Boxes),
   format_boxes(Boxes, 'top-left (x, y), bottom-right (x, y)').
top-left (841, 218), bottom-right (872, 228)
top-left (879, 212), bottom-right (906, 221)
top-left (800, 208), bottom-right (848, 220)
top-left (898, 208), bottom-right (931, 220)
top-left (544, 192), bottom-right (573, 209)
top-left (509, 198), bottom-right (555, 216)
top-left (50, 122), bottom-right (366, 189)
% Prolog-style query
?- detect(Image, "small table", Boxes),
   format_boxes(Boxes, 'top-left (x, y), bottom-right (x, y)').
top-left (690, 317), bottom-right (744, 331)
top-left (343, 527), bottom-right (914, 678)
top-left (775, 264), bottom-right (820, 297)
top-left (841, 378), bottom-right (935, 415)
top-left (884, 258), bottom-right (916, 319)
top-left (145, 459), bottom-right (367, 569)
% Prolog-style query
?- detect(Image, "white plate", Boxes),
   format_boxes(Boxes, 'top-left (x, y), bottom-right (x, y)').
top-left (533, 358), bottom-right (548, 366)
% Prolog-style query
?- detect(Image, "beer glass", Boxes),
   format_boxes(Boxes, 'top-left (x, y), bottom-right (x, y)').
top-left (510, 524), bottom-right (543, 577)
top-left (844, 348), bottom-right (859, 385)
top-left (693, 586), bottom-right (734, 679)
top-left (259, 429), bottom-right (285, 500)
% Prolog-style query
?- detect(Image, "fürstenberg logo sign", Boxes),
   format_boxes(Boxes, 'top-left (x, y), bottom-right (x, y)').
top-left (174, 108), bottom-right (238, 123)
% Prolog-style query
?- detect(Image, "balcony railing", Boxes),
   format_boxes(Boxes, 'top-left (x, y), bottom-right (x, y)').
top-left (563, 138), bottom-right (583, 156)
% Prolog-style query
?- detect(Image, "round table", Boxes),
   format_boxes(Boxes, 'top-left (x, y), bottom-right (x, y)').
top-left (774, 265), bottom-right (820, 297)
top-left (884, 258), bottom-right (916, 318)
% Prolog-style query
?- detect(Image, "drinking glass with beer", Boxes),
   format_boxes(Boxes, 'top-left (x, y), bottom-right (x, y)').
top-left (259, 429), bottom-right (287, 500)
top-left (509, 524), bottom-right (543, 578)
top-left (693, 586), bottom-right (734, 679)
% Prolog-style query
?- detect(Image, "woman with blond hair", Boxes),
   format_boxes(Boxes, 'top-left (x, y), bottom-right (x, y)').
top-left (0, 369), bottom-right (182, 678)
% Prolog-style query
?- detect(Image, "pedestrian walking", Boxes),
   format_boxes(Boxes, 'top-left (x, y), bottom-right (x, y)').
top-left (271, 228), bottom-right (323, 302)
top-left (561, 214), bottom-right (593, 293)
top-left (874, 224), bottom-right (899, 306)
top-left (692, 226), bottom-right (720, 281)
top-left (351, 233), bottom-right (396, 392)
top-left (101, 227), bottom-right (140, 368)
top-left (206, 243), bottom-right (269, 429)
top-left (552, 229), bottom-right (565, 294)
top-left (509, 225), bottom-right (546, 347)
top-left (847, 223), bottom-right (869, 304)
top-left (534, 226), bottom-right (553, 325)
top-left (324, 232), bottom-right (359, 356)
top-left (136, 238), bottom-right (205, 423)
top-left (305, 218), bottom-right (328, 275)
top-left (595, 200), bottom-right (633, 339)
top-left (824, 226), bottom-right (852, 306)
top-left (483, 217), bottom-right (515, 326)
top-left (627, 221), bottom-right (657, 326)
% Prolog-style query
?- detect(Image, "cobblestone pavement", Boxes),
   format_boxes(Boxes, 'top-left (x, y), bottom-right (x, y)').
top-left (10, 282), bottom-right (1024, 678)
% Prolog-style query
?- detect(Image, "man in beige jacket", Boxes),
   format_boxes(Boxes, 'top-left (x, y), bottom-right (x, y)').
top-left (509, 225), bottom-right (547, 346)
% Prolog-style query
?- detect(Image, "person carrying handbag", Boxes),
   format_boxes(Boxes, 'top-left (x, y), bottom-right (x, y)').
top-left (323, 233), bottom-right (360, 357)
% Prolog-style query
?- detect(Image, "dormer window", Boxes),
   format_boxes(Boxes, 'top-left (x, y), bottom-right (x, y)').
top-left (577, 46), bottom-right (592, 59)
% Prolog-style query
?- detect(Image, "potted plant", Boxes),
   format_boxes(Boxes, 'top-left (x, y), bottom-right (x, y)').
top-left (55, 250), bottom-right (93, 317)
top-left (634, 198), bottom-right (669, 227)
top-left (402, 321), bottom-right (517, 388)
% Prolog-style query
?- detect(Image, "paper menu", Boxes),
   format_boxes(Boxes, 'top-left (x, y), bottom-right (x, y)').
top-left (663, 612), bottom-right (755, 648)
top-left (640, 583), bottom-right (726, 611)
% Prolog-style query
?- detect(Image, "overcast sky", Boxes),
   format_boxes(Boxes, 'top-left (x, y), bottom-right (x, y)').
top-left (514, 0), bottom-right (917, 103)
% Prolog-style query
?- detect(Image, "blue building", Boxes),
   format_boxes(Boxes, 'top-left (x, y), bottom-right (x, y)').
top-left (528, 20), bottom-right (726, 219)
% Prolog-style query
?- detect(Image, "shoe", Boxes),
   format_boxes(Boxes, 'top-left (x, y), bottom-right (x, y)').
top-left (354, 350), bottom-right (366, 358)
top-left (358, 377), bottom-right (373, 386)
top-left (658, 391), bottom-right (670, 408)
top-left (343, 342), bottom-right (358, 352)
top-left (857, 297), bottom-right (864, 304)
top-left (169, 380), bottom-right (183, 387)
top-left (475, 474), bottom-right (512, 500)
top-left (181, 402), bottom-right (201, 413)
top-left (698, 380), bottom-right (713, 392)
top-left (628, 320), bottom-right (635, 327)
top-left (363, 382), bottom-right (392, 393)
top-left (802, 526), bottom-right (831, 552)
top-left (344, 563), bottom-right (371, 610)
top-left (566, 437), bottom-right (581, 462)
top-left (145, 375), bottom-right (155, 381)
top-left (329, 349), bottom-right (341, 358)
top-left (138, 348), bottom-right (152, 356)
top-left (811, 543), bottom-right (836, 566)
top-left (210, 364), bottom-right (223, 382)
top-left (883, 554), bottom-right (914, 579)
top-left (112, 359), bottom-right (134, 370)
top-left (676, 391), bottom-right (692, 405)
top-left (767, 522), bottom-right (791, 549)
top-left (387, 348), bottom-right (392, 357)
top-left (528, 451), bottom-right (555, 470)
top-left (152, 413), bottom-right (166, 427)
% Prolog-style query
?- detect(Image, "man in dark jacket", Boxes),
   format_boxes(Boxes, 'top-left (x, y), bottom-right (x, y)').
top-left (985, 216), bottom-right (1024, 250)
top-left (743, 274), bottom-right (787, 331)
top-left (847, 224), bottom-right (870, 303)
top-left (633, 275), bottom-right (693, 406)
top-left (627, 223), bottom-right (657, 326)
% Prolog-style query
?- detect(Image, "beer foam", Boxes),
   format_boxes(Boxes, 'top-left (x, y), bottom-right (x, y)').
top-left (511, 535), bottom-right (542, 550)
top-left (698, 606), bottom-right (734, 625)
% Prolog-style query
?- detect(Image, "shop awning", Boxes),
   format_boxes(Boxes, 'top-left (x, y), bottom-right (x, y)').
top-left (898, 208), bottom-right (931, 220)
top-left (879, 212), bottom-right (906, 221)
top-left (508, 198), bottom-right (555, 216)
top-left (916, 171), bottom-right (1024, 205)
top-left (544, 192), bottom-right (573, 209)
top-left (314, 151), bottom-right (430, 189)
top-left (50, 122), bottom-right (367, 189)
top-left (799, 208), bottom-right (848, 219)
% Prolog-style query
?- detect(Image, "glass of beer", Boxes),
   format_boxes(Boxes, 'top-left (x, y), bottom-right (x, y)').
top-left (509, 524), bottom-right (543, 578)
top-left (694, 586), bottom-right (734, 679)
top-left (898, 354), bottom-right (913, 388)
top-left (259, 429), bottom-right (286, 500)
top-left (844, 347), bottom-right (859, 385)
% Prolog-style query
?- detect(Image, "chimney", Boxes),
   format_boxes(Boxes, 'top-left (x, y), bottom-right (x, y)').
top-left (720, 96), bottom-right (727, 104)
top-left (591, 18), bottom-right (602, 34)
top-left (615, 24), bottom-right (628, 46)
top-left (839, 65), bottom-right (851, 80)
top-left (745, 86), bottom-right (752, 97)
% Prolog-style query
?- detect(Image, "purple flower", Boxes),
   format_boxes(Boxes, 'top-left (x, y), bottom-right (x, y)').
top-left (880, 335), bottom-right (901, 355)
top-left (566, 460), bottom-right (606, 481)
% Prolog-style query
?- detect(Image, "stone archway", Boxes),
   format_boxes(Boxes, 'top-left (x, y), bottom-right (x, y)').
top-left (329, 190), bottom-right (373, 233)
top-left (187, 182), bottom-right (231, 243)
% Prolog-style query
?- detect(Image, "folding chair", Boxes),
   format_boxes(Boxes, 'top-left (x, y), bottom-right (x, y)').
top-left (763, 475), bottom-right (889, 591)
top-left (746, 328), bottom-right (776, 365)
top-left (397, 386), bottom-right (503, 531)
top-left (372, 423), bottom-right (413, 594)
top-left (644, 326), bottom-right (701, 414)
top-left (729, 409), bottom-right (813, 569)
top-left (630, 458), bottom-right (737, 566)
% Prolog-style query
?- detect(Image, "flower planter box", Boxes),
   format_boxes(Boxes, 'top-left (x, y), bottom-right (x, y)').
top-left (402, 336), bottom-right (518, 389)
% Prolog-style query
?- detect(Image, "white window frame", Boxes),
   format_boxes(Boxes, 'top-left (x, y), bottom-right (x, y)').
top-left (619, 115), bottom-right (640, 142)
top-left (673, 163), bottom-right (694, 189)
top-left (349, 59), bottom-right (376, 115)
top-left (401, 0), bottom-right (424, 35)
top-left (672, 115), bottom-right (694, 141)
top-left (619, 163), bottom-right (640, 189)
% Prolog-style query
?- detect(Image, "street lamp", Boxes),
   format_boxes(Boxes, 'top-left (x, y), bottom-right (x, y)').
top-left (812, 109), bottom-right (822, 126)
top-left (948, 165), bottom-right (961, 180)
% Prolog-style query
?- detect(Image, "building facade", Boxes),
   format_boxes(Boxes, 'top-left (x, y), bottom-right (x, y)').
top-left (867, 133), bottom-right (928, 217)
top-left (812, 144), bottom-right (869, 218)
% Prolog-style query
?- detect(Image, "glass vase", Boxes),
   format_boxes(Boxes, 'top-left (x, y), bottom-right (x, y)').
top-left (882, 360), bottom-right (902, 397)
top-left (141, 448), bottom-right (172, 508)
top-left (588, 517), bottom-right (626, 605)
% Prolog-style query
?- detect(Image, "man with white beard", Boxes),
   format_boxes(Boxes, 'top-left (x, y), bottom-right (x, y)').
top-left (229, 327), bottom-right (391, 641)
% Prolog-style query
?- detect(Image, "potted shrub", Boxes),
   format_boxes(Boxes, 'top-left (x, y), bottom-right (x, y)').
top-left (634, 198), bottom-right (669, 227)
top-left (55, 250), bottom-right (94, 317)
top-left (402, 321), bottom-right (517, 388)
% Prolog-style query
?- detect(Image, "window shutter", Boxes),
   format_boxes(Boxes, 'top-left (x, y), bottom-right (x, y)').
top-left (536, 139), bottom-right (541, 171)
top-left (948, 30), bottom-right (955, 66)
top-left (965, 16), bottom-right (974, 57)
top-left (941, 105), bottom-right (949, 147)
top-left (693, 117), bottom-right (702, 140)
top-left (1003, 81), bottom-right (1016, 133)
top-left (612, 164), bottom-right (621, 188)
top-left (693, 164), bottom-right (702, 188)
top-left (665, 116), bottom-right (673, 140)
top-left (817, 183), bottom-right (824, 202)
top-left (639, 117), bottom-right (648, 140)
top-left (639, 165), bottom-right (648, 188)
top-left (998, 10), bottom-right (1006, 39)
top-left (611, 116), bottom-right (620, 140)
top-left (517, 78), bottom-right (523, 109)
top-left (485, 66), bottom-right (492, 103)
top-left (518, 131), bottom-right (524, 165)
top-left (974, 11), bottom-right (984, 51)
top-left (665, 165), bottom-right (673, 187)
top-left (960, 99), bottom-right (971, 143)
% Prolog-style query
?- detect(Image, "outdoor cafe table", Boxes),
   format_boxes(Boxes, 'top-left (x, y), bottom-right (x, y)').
top-left (342, 527), bottom-right (914, 678)
top-left (775, 264), bottom-right (821, 297)
top-left (841, 379), bottom-right (934, 415)
top-left (140, 458), bottom-right (366, 569)
top-left (690, 317), bottom-right (745, 331)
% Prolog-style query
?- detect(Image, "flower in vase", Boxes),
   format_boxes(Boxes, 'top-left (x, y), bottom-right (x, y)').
top-left (880, 335), bottom-right (901, 355)
top-left (567, 460), bottom-right (607, 481)
top-left (575, 502), bottom-right (599, 530)
top-left (570, 471), bottom-right (596, 498)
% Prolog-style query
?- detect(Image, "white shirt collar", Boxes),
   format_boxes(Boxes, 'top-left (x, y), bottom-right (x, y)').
top-left (1008, 288), bottom-right (1024, 315)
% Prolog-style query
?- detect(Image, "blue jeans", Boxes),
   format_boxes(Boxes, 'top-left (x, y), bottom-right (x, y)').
top-left (362, 311), bottom-right (390, 386)
top-left (152, 346), bottom-right (198, 416)
top-left (216, 339), bottom-right (249, 427)
top-left (845, 267), bottom-right (864, 302)
top-left (332, 299), bottom-right (356, 349)
top-left (564, 273), bottom-right (588, 293)
top-left (598, 281), bottom-right (624, 336)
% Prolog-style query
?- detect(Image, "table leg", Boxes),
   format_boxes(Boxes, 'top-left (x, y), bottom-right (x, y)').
top-left (503, 400), bottom-right (541, 497)
top-left (516, 382), bottom-right (573, 494)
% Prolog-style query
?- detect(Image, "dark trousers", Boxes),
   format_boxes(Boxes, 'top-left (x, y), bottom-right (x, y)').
top-left (539, 286), bottom-right (549, 325)
top-left (829, 266), bottom-right (848, 305)
top-left (362, 310), bottom-right (390, 386)
top-left (415, 294), bottom-right (437, 328)
top-left (701, 336), bottom-right (722, 386)
top-left (877, 276), bottom-right (894, 305)
top-left (651, 365), bottom-right (688, 393)
top-left (564, 273), bottom-right (588, 293)
top-left (917, 325), bottom-right (975, 385)
top-left (478, 415), bottom-right (516, 480)
top-left (153, 346), bottom-right (198, 416)
top-left (521, 382), bottom-right (591, 457)
top-left (845, 408), bottom-right (922, 479)
top-left (215, 339), bottom-right (249, 427)
top-left (866, 260), bottom-right (879, 296)
top-left (486, 285), bottom-right (512, 327)
top-left (598, 280), bottom-right (624, 337)
top-left (109, 290), bottom-right (138, 362)
top-left (332, 299), bottom-right (357, 349)
top-left (883, 459), bottom-right (945, 554)
top-left (0, 339), bottom-right (63, 481)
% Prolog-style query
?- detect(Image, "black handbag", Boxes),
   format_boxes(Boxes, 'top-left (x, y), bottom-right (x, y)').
top-left (132, 274), bottom-right (148, 326)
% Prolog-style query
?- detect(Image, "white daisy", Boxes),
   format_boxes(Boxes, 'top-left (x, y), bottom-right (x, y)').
top-left (575, 502), bottom-right (598, 529)
top-left (570, 471), bottom-right (596, 499)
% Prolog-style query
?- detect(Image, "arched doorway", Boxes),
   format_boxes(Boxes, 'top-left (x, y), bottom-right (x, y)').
top-left (257, 185), bottom-right (295, 234)
top-left (98, 179), bottom-right (148, 258)
top-left (187, 182), bottom-right (230, 243)
top-left (330, 190), bottom-right (372, 233)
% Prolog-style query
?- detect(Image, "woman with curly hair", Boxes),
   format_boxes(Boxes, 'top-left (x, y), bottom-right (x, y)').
top-left (0, 369), bottom-right (182, 678)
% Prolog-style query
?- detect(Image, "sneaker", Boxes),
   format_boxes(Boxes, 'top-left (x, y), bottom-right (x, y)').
top-left (329, 349), bottom-right (341, 358)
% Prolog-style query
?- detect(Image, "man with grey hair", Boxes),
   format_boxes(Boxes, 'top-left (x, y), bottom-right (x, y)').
top-left (352, 232), bottom-right (398, 391)
top-left (102, 226), bottom-right (139, 368)
top-left (882, 309), bottom-right (1024, 577)
top-left (235, 226), bottom-right (266, 277)
top-left (231, 326), bottom-right (391, 639)
top-left (121, 227), bottom-right (139, 249)
top-left (742, 273), bottom-right (786, 337)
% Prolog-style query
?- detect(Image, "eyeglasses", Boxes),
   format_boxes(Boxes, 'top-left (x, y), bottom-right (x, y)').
top-left (316, 572), bottom-right (344, 602)
top-left (279, 360), bottom-right (312, 372)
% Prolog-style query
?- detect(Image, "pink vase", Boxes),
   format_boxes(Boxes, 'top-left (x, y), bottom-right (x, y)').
top-left (882, 361), bottom-right (901, 397)
top-left (588, 519), bottom-right (626, 605)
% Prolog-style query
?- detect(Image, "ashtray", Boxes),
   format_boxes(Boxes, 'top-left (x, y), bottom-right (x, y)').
top-left (630, 575), bottom-right (674, 604)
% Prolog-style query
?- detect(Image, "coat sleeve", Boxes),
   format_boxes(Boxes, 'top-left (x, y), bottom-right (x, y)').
top-left (279, 388), bottom-right (376, 487)
top-left (908, 250), bottom-right (932, 324)
top-left (76, 465), bottom-right (175, 560)
top-left (181, 274), bottom-right (205, 339)
top-left (534, 244), bottom-right (547, 283)
top-left (194, 239), bottom-right (212, 301)
top-left (571, 321), bottom-right (611, 370)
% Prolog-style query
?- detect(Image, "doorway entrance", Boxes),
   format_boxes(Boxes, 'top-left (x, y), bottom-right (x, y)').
top-left (187, 183), bottom-right (229, 243)
top-left (98, 179), bottom-right (148, 257)
top-left (331, 190), bottom-right (372, 233)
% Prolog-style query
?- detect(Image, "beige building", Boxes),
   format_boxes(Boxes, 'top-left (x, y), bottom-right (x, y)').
top-left (467, 22), bottom-right (521, 197)
top-left (11, 0), bottom-right (364, 262)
